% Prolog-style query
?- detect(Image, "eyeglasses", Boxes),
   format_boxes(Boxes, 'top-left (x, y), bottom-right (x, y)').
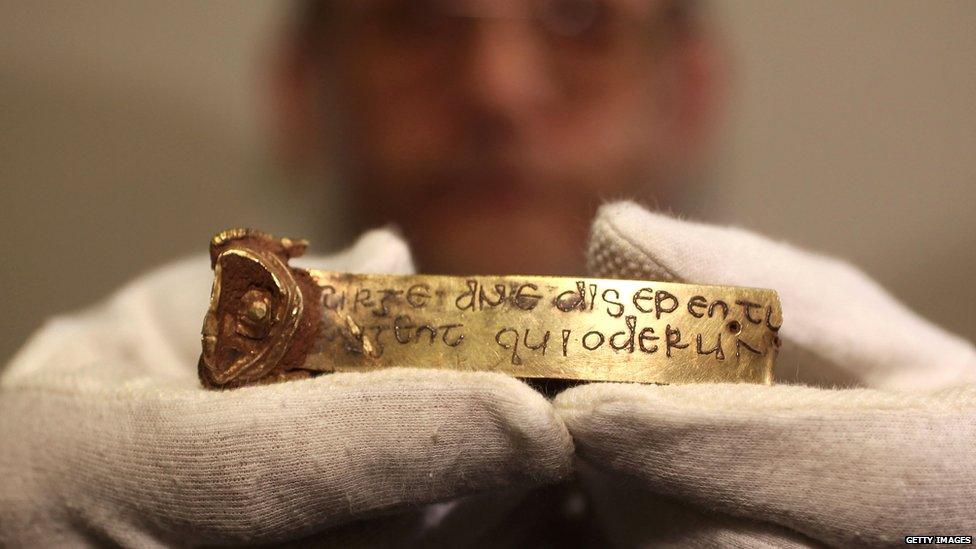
top-left (328, 0), bottom-right (689, 83)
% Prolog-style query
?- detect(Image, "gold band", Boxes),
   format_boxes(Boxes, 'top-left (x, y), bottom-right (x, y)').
top-left (199, 229), bottom-right (782, 389)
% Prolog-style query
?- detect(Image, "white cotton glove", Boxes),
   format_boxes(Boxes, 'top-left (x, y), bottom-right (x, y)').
top-left (0, 229), bottom-right (574, 547)
top-left (555, 201), bottom-right (976, 547)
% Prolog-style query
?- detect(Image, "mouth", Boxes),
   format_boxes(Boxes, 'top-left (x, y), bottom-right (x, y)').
top-left (425, 161), bottom-right (548, 212)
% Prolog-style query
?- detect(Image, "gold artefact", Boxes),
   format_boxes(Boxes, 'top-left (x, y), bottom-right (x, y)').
top-left (200, 229), bottom-right (782, 389)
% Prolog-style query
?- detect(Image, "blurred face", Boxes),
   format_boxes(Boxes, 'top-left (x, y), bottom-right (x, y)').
top-left (292, 0), bottom-right (712, 274)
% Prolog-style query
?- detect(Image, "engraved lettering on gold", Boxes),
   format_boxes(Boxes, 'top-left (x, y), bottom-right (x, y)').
top-left (200, 229), bottom-right (783, 388)
top-left (303, 273), bottom-right (781, 385)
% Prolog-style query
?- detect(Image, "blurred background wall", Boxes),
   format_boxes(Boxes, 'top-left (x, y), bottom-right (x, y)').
top-left (2, 1), bottom-right (974, 364)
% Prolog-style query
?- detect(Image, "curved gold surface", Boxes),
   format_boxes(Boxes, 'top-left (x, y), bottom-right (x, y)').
top-left (201, 229), bottom-right (782, 388)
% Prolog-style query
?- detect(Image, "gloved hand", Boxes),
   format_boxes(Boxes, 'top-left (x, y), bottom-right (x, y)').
top-left (555, 201), bottom-right (976, 547)
top-left (0, 229), bottom-right (574, 547)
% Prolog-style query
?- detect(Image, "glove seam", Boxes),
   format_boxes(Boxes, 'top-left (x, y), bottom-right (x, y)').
top-left (552, 385), bottom-right (976, 413)
top-left (597, 215), bottom-right (681, 282)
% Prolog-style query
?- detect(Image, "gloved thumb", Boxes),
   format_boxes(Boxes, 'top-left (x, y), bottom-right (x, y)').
top-left (586, 201), bottom-right (976, 389)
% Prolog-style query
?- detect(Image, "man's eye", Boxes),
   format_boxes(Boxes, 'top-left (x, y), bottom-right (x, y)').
top-left (535, 0), bottom-right (606, 40)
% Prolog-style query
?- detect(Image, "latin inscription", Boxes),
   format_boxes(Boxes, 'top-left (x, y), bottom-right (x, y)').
top-left (317, 278), bottom-right (781, 368)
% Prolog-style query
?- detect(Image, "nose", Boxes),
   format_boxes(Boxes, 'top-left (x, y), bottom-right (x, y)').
top-left (461, 21), bottom-right (556, 121)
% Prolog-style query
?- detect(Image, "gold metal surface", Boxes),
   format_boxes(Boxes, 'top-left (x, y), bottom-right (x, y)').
top-left (200, 229), bottom-right (782, 389)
